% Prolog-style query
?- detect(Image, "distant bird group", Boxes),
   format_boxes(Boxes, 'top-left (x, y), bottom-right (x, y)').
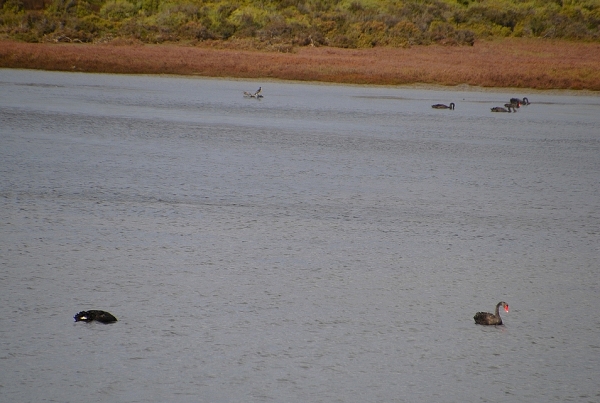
top-left (491, 96), bottom-right (530, 112)
top-left (430, 96), bottom-right (530, 113)
top-left (74, 303), bottom-right (509, 327)
top-left (75, 90), bottom-right (524, 331)
top-left (247, 88), bottom-right (529, 114)
top-left (243, 86), bottom-right (263, 98)
top-left (73, 302), bottom-right (510, 327)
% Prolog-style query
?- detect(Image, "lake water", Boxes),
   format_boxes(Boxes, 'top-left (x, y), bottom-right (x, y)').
top-left (1, 68), bottom-right (599, 403)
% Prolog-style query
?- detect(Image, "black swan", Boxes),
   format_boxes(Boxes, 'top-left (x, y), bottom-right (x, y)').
top-left (510, 97), bottom-right (530, 106)
top-left (432, 103), bottom-right (455, 110)
top-left (491, 105), bottom-right (515, 113)
top-left (74, 310), bottom-right (118, 324)
top-left (474, 302), bottom-right (509, 325)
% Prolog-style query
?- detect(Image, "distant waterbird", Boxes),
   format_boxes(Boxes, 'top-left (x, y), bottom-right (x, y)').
top-left (432, 102), bottom-right (455, 110)
top-left (74, 310), bottom-right (118, 324)
top-left (510, 97), bottom-right (530, 107)
top-left (491, 105), bottom-right (515, 113)
top-left (243, 86), bottom-right (263, 98)
top-left (474, 302), bottom-right (509, 325)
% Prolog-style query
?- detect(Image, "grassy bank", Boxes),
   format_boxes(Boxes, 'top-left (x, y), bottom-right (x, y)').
top-left (2, 0), bottom-right (598, 89)
top-left (2, 38), bottom-right (600, 90)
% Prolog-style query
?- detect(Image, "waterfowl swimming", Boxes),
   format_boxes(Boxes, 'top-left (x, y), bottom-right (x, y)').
top-left (74, 310), bottom-right (118, 324)
top-left (491, 105), bottom-right (515, 113)
top-left (243, 87), bottom-right (263, 98)
top-left (510, 97), bottom-right (530, 106)
top-left (432, 103), bottom-right (455, 110)
top-left (474, 302), bottom-right (509, 325)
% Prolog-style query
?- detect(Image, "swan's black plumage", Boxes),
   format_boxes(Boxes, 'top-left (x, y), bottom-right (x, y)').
top-left (510, 97), bottom-right (530, 106)
top-left (432, 102), bottom-right (455, 110)
top-left (474, 302), bottom-right (509, 325)
top-left (74, 310), bottom-right (118, 324)
top-left (491, 106), bottom-right (515, 113)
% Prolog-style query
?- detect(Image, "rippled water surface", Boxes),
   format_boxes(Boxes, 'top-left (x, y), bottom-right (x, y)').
top-left (1, 69), bottom-right (599, 403)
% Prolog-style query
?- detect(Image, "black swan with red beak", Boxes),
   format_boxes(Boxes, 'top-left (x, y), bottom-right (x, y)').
top-left (474, 302), bottom-right (509, 325)
top-left (74, 310), bottom-right (118, 324)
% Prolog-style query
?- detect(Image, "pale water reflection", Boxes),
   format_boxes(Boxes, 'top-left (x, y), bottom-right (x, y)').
top-left (1, 69), bottom-right (599, 403)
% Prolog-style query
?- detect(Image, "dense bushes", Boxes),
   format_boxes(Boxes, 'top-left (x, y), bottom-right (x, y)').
top-left (1, 0), bottom-right (599, 48)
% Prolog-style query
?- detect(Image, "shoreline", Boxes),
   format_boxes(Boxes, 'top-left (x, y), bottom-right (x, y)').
top-left (1, 39), bottom-right (600, 91)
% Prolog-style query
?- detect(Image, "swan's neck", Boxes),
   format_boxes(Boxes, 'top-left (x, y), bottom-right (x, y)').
top-left (495, 302), bottom-right (502, 318)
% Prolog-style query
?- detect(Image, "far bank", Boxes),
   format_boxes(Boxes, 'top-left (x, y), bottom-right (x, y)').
top-left (1, 39), bottom-right (599, 91)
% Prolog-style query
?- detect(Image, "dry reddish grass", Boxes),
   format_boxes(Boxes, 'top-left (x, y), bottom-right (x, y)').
top-left (1, 39), bottom-right (599, 90)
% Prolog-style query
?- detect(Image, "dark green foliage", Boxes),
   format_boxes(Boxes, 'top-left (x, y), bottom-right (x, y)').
top-left (1, 0), bottom-right (598, 46)
top-left (3, 0), bottom-right (25, 13)
top-left (140, 0), bottom-right (159, 14)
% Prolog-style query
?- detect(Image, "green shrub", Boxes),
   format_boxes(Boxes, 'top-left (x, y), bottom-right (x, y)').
top-left (2, 0), bottom-right (24, 13)
top-left (140, 0), bottom-right (159, 15)
top-left (389, 19), bottom-right (421, 43)
top-left (100, 0), bottom-right (135, 21)
top-left (178, 20), bottom-right (213, 40)
top-left (356, 20), bottom-right (387, 47)
top-left (4, 0), bottom-right (600, 48)
top-left (73, 12), bottom-right (101, 31)
top-left (46, 0), bottom-right (79, 15)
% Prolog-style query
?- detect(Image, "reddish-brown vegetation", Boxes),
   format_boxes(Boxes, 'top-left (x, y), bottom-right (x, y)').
top-left (1, 39), bottom-right (599, 90)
